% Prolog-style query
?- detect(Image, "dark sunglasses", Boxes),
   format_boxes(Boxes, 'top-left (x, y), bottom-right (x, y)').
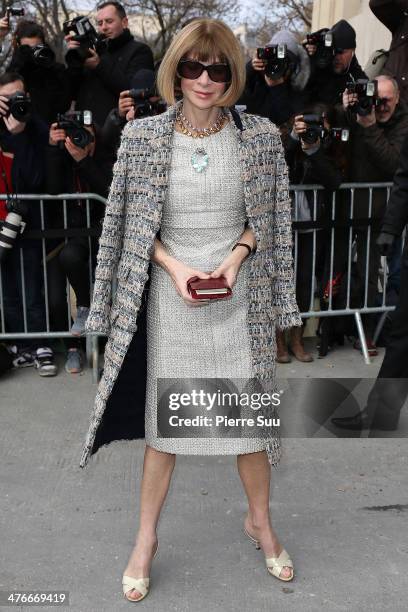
top-left (177, 59), bottom-right (232, 83)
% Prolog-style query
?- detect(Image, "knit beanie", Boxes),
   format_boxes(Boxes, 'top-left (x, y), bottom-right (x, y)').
top-left (331, 19), bottom-right (356, 49)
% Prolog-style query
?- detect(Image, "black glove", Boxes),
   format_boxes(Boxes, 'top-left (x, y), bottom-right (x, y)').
top-left (376, 232), bottom-right (395, 256)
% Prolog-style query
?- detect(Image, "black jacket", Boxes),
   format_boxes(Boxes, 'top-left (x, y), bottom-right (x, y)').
top-left (7, 47), bottom-right (71, 125)
top-left (304, 55), bottom-right (367, 107)
top-left (283, 133), bottom-right (343, 221)
top-left (240, 62), bottom-right (308, 126)
top-left (382, 132), bottom-right (408, 243)
top-left (45, 139), bottom-right (114, 230)
top-left (66, 29), bottom-right (154, 126)
top-left (100, 108), bottom-right (127, 158)
top-left (344, 101), bottom-right (408, 222)
top-left (0, 114), bottom-right (48, 229)
top-left (370, 0), bottom-right (408, 104)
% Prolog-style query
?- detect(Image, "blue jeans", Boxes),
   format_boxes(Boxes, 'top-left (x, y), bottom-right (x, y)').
top-left (387, 236), bottom-right (402, 296)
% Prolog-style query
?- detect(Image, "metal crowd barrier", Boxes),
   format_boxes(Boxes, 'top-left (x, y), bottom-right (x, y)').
top-left (0, 194), bottom-right (106, 383)
top-left (290, 182), bottom-right (399, 364)
top-left (0, 185), bottom-right (401, 381)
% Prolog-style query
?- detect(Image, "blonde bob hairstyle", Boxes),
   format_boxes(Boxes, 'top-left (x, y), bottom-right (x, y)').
top-left (157, 18), bottom-right (246, 107)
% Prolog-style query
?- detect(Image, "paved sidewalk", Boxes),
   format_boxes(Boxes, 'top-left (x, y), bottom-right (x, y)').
top-left (0, 341), bottom-right (407, 612)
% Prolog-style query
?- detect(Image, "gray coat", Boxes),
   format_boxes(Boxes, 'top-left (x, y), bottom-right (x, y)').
top-left (80, 101), bottom-right (301, 469)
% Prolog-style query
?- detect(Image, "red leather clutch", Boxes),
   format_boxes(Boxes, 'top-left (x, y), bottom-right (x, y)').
top-left (187, 275), bottom-right (232, 300)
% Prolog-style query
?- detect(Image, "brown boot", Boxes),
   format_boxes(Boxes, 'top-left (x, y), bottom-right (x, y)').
top-left (289, 326), bottom-right (314, 362)
top-left (276, 329), bottom-right (291, 363)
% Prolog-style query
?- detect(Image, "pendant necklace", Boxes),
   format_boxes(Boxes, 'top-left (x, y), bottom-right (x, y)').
top-left (175, 105), bottom-right (226, 173)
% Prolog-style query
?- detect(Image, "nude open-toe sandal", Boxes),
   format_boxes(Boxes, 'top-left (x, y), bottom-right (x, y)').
top-left (243, 527), bottom-right (294, 582)
top-left (122, 541), bottom-right (159, 602)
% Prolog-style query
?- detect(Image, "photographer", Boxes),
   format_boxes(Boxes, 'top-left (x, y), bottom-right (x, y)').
top-left (241, 30), bottom-right (310, 126)
top-left (333, 132), bottom-right (408, 432)
top-left (342, 74), bottom-right (408, 354)
top-left (279, 103), bottom-right (347, 362)
top-left (65, 2), bottom-right (154, 127)
top-left (100, 68), bottom-right (164, 157)
top-left (5, 20), bottom-right (71, 125)
top-left (304, 20), bottom-right (367, 107)
top-left (0, 15), bottom-right (10, 52)
top-left (45, 113), bottom-right (114, 373)
top-left (0, 72), bottom-right (57, 376)
top-left (369, 0), bottom-right (408, 104)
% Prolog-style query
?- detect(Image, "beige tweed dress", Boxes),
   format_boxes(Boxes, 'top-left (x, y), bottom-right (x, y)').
top-left (144, 120), bottom-right (268, 454)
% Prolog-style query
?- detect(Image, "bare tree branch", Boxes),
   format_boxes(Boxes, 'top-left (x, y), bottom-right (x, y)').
top-left (124, 0), bottom-right (238, 59)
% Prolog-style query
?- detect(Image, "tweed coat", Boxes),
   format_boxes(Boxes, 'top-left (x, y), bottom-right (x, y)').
top-left (79, 100), bottom-right (302, 469)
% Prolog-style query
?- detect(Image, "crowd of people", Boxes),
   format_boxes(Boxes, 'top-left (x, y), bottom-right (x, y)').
top-left (0, 0), bottom-right (407, 376)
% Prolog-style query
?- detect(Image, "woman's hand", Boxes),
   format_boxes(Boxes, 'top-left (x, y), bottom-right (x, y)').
top-left (168, 259), bottom-right (212, 306)
top-left (152, 238), bottom-right (211, 306)
top-left (210, 228), bottom-right (255, 288)
top-left (209, 248), bottom-right (247, 289)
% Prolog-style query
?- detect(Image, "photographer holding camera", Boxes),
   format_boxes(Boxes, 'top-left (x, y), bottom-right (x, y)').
top-left (5, 19), bottom-right (71, 125)
top-left (45, 112), bottom-right (114, 373)
top-left (341, 74), bottom-right (408, 354)
top-left (241, 30), bottom-right (311, 126)
top-left (369, 0), bottom-right (408, 104)
top-left (279, 103), bottom-right (348, 362)
top-left (0, 15), bottom-right (10, 52)
top-left (101, 68), bottom-right (166, 157)
top-left (333, 131), bottom-right (408, 432)
top-left (0, 1), bottom-right (24, 54)
top-left (0, 72), bottom-right (57, 376)
top-left (65, 2), bottom-right (154, 127)
top-left (304, 19), bottom-right (367, 107)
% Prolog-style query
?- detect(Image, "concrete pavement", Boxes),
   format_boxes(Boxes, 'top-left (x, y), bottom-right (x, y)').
top-left (1, 339), bottom-right (407, 612)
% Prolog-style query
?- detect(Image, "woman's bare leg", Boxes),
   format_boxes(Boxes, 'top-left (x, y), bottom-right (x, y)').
top-left (236, 450), bottom-right (292, 579)
top-left (123, 445), bottom-right (176, 600)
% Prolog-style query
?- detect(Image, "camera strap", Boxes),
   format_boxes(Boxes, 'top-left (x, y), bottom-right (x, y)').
top-left (230, 106), bottom-right (243, 132)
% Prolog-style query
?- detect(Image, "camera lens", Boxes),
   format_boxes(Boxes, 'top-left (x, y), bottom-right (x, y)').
top-left (32, 45), bottom-right (55, 68)
top-left (8, 94), bottom-right (32, 122)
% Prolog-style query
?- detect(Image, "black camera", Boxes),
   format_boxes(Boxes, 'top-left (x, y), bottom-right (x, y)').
top-left (2, 91), bottom-right (31, 122)
top-left (306, 30), bottom-right (334, 69)
top-left (128, 88), bottom-right (167, 118)
top-left (29, 44), bottom-right (56, 68)
top-left (0, 198), bottom-right (28, 262)
top-left (257, 44), bottom-right (294, 79)
top-left (63, 16), bottom-right (105, 59)
top-left (301, 113), bottom-right (326, 144)
top-left (56, 110), bottom-right (94, 149)
top-left (5, 1), bottom-right (24, 20)
top-left (346, 79), bottom-right (379, 116)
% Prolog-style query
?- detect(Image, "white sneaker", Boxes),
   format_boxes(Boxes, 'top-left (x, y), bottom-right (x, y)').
top-left (33, 347), bottom-right (58, 377)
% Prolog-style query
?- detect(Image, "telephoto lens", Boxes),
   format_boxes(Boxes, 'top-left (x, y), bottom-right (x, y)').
top-left (0, 199), bottom-right (27, 262)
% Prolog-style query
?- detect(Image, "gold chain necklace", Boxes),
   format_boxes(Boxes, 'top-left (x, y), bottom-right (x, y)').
top-left (175, 105), bottom-right (227, 173)
top-left (176, 107), bottom-right (226, 138)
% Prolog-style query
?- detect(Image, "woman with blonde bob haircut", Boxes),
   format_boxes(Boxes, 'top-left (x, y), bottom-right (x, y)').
top-left (82, 17), bottom-right (301, 603)
top-left (157, 18), bottom-right (246, 107)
